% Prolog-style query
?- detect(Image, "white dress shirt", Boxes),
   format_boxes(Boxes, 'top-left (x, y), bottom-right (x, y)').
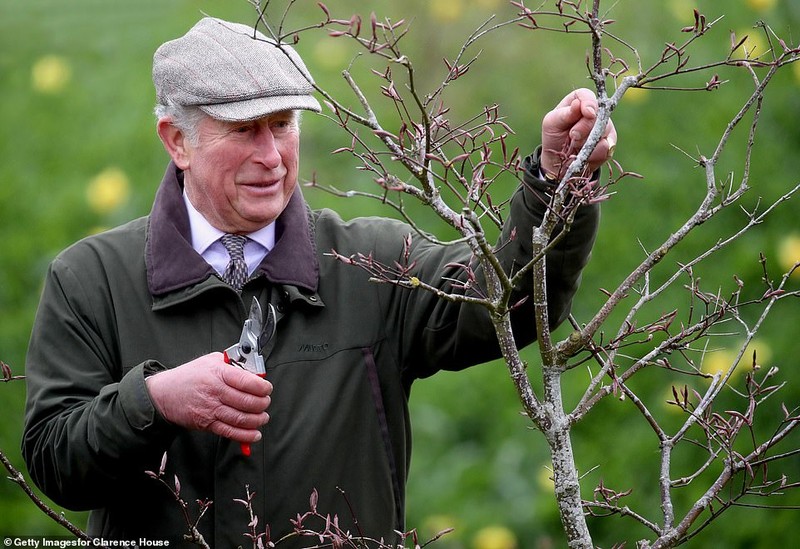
top-left (182, 192), bottom-right (275, 276)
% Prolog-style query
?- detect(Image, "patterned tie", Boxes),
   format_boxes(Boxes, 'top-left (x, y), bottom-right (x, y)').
top-left (221, 234), bottom-right (248, 291)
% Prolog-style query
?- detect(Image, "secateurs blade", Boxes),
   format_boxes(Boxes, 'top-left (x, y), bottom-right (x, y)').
top-left (223, 296), bottom-right (276, 455)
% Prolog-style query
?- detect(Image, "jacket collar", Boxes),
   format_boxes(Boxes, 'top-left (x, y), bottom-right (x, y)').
top-left (145, 161), bottom-right (319, 297)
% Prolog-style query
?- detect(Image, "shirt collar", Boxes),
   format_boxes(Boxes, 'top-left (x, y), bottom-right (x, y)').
top-left (146, 162), bottom-right (319, 297)
top-left (182, 191), bottom-right (276, 254)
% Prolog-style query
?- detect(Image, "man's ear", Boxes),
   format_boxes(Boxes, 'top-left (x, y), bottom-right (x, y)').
top-left (157, 118), bottom-right (191, 170)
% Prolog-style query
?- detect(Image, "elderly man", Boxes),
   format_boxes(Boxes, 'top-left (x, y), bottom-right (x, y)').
top-left (23, 17), bottom-right (614, 548)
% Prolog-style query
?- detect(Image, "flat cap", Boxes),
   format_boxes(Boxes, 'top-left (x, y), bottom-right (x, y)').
top-left (153, 17), bottom-right (321, 121)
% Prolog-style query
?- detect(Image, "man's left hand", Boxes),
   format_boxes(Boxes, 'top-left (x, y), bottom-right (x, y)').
top-left (540, 88), bottom-right (617, 179)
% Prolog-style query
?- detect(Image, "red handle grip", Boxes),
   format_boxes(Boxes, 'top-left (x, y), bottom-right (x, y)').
top-left (238, 371), bottom-right (267, 457)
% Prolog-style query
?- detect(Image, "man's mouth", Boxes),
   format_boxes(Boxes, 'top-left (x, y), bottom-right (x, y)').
top-left (240, 178), bottom-right (283, 192)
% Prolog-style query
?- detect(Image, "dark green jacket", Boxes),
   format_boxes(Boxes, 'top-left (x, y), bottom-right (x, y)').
top-left (23, 151), bottom-right (599, 547)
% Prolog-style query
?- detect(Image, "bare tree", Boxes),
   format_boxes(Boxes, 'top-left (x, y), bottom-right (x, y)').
top-left (248, 0), bottom-right (800, 547)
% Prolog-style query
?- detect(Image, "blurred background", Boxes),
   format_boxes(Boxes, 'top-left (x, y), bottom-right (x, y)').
top-left (2, 0), bottom-right (800, 547)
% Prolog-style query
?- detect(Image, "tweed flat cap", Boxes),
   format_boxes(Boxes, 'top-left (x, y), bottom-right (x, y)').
top-left (153, 17), bottom-right (321, 121)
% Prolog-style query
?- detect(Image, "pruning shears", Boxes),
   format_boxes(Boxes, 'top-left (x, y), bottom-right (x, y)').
top-left (223, 296), bottom-right (276, 456)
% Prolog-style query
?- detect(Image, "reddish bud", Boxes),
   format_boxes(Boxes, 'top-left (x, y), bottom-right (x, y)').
top-left (159, 451), bottom-right (168, 476)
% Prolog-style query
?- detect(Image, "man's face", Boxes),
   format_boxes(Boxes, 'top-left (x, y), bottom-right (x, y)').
top-left (180, 111), bottom-right (300, 234)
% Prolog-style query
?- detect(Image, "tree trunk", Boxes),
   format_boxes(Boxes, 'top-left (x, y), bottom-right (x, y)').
top-left (543, 368), bottom-right (593, 549)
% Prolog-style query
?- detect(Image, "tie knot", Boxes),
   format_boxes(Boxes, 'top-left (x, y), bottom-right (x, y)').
top-left (221, 234), bottom-right (247, 260)
top-left (220, 234), bottom-right (248, 291)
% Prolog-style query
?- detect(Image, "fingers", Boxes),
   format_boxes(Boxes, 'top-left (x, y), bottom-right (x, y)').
top-left (220, 361), bottom-right (272, 399)
top-left (204, 363), bottom-right (272, 442)
top-left (218, 379), bottom-right (271, 414)
top-left (564, 90), bottom-right (601, 142)
top-left (207, 405), bottom-right (269, 443)
top-left (145, 353), bottom-right (273, 445)
top-left (199, 391), bottom-right (269, 443)
top-left (546, 88), bottom-right (597, 134)
top-left (553, 88), bottom-right (597, 113)
top-left (541, 88), bottom-right (617, 175)
top-left (195, 394), bottom-right (268, 435)
top-left (207, 420), bottom-right (265, 443)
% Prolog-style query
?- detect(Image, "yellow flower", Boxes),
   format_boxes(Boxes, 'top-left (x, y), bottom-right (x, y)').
top-left (622, 86), bottom-right (649, 104)
top-left (31, 55), bottom-right (72, 94)
top-left (87, 226), bottom-right (110, 236)
top-left (733, 27), bottom-right (770, 60)
top-left (422, 514), bottom-right (458, 538)
top-left (701, 349), bottom-right (735, 377)
top-left (778, 233), bottom-right (800, 277)
top-left (615, 69), bottom-right (648, 104)
top-left (429, 0), bottom-right (464, 23)
top-left (746, 0), bottom-right (777, 12)
top-left (701, 340), bottom-right (772, 378)
top-left (474, 0), bottom-right (503, 9)
top-left (312, 37), bottom-right (350, 71)
top-left (745, 339), bottom-right (772, 371)
top-left (87, 167), bottom-right (130, 214)
top-left (473, 525), bottom-right (518, 549)
top-left (537, 464), bottom-right (554, 493)
top-left (668, 0), bottom-right (694, 24)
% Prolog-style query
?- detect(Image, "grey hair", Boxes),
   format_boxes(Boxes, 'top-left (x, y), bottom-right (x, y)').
top-left (154, 104), bottom-right (303, 146)
top-left (154, 104), bottom-right (208, 146)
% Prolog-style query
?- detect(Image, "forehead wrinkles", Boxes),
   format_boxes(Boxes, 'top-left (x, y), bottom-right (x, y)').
top-left (190, 112), bottom-right (301, 153)
top-left (194, 117), bottom-right (238, 146)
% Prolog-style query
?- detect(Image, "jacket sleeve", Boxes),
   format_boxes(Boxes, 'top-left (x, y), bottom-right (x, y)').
top-left (21, 252), bottom-right (176, 510)
top-left (395, 146), bottom-right (600, 378)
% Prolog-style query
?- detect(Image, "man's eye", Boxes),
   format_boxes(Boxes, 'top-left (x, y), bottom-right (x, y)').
top-left (234, 125), bottom-right (252, 133)
top-left (272, 120), bottom-right (292, 131)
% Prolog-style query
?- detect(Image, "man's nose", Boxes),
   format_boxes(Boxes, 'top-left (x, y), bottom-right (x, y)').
top-left (253, 129), bottom-right (282, 168)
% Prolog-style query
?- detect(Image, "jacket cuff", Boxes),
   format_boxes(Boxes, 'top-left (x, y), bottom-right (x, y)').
top-left (118, 361), bottom-right (174, 434)
top-left (521, 146), bottom-right (560, 203)
top-left (522, 145), bottom-right (601, 192)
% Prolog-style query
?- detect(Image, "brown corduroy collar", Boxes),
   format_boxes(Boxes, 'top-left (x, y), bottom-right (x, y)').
top-left (145, 161), bottom-right (319, 297)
